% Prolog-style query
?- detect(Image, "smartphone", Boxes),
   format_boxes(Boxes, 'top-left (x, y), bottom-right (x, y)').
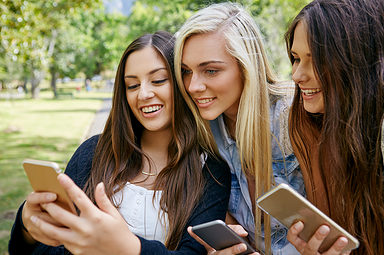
top-left (23, 159), bottom-right (77, 214)
top-left (191, 220), bottom-right (256, 255)
top-left (256, 183), bottom-right (359, 253)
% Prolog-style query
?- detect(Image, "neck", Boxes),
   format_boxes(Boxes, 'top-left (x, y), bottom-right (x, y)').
top-left (141, 128), bottom-right (172, 167)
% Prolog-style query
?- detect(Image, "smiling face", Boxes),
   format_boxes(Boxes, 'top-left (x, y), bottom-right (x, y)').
top-left (181, 32), bottom-right (243, 121)
top-left (124, 46), bottom-right (173, 132)
top-left (291, 21), bottom-right (324, 114)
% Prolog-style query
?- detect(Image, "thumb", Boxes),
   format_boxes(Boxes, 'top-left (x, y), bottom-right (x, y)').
top-left (95, 182), bottom-right (120, 217)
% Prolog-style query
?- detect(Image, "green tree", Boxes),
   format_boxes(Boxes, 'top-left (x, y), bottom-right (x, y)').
top-left (47, 7), bottom-right (129, 97)
top-left (72, 7), bottom-right (129, 84)
top-left (0, 0), bottom-right (101, 98)
top-left (126, 0), bottom-right (310, 78)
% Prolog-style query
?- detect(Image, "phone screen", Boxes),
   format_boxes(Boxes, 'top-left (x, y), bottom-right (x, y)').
top-left (192, 220), bottom-right (256, 255)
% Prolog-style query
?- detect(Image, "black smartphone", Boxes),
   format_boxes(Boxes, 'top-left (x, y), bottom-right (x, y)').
top-left (192, 220), bottom-right (256, 255)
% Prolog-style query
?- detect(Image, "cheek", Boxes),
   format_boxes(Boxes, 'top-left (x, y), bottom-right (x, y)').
top-left (223, 72), bottom-right (243, 96)
top-left (182, 74), bottom-right (192, 93)
top-left (291, 64), bottom-right (298, 76)
top-left (126, 92), bottom-right (136, 109)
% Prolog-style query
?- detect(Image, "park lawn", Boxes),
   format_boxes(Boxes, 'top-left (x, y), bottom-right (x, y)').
top-left (0, 90), bottom-right (111, 255)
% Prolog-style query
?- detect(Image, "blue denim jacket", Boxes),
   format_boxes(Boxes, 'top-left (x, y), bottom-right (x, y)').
top-left (210, 94), bottom-right (305, 255)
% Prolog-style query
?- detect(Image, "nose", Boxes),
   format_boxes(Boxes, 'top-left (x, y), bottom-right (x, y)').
top-left (138, 82), bottom-right (154, 100)
top-left (292, 63), bottom-right (309, 85)
top-left (187, 73), bottom-right (206, 93)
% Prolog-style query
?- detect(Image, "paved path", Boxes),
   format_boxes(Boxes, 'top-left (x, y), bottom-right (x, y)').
top-left (82, 98), bottom-right (112, 141)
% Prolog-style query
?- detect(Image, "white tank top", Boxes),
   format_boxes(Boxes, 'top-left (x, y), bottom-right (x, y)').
top-left (112, 182), bottom-right (168, 243)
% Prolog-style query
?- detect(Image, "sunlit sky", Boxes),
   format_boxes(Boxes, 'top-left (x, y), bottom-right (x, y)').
top-left (103, 0), bottom-right (135, 15)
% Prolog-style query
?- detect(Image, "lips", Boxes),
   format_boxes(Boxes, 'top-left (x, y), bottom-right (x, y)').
top-left (197, 98), bottom-right (213, 104)
top-left (140, 105), bottom-right (163, 113)
top-left (195, 97), bottom-right (216, 107)
top-left (300, 88), bottom-right (322, 96)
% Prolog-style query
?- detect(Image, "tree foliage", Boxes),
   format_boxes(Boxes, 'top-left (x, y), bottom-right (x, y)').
top-left (126, 0), bottom-right (310, 78)
top-left (0, 0), bottom-right (309, 98)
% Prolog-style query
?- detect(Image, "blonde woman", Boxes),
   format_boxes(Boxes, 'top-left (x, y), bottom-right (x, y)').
top-left (175, 2), bottom-right (303, 255)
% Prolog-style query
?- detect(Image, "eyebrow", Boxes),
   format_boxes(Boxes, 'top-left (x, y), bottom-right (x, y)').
top-left (182, 60), bottom-right (225, 68)
top-left (124, 67), bottom-right (167, 79)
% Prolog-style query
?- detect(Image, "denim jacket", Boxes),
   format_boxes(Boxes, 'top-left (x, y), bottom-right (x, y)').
top-left (210, 94), bottom-right (305, 255)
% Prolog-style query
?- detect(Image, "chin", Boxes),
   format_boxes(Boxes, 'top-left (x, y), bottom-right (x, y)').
top-left (303, 103), bottom-right (324, 114)
top-left (200, 111), bottom-right (221, 121)
top-left (304, 107), bottom-right (324, 114)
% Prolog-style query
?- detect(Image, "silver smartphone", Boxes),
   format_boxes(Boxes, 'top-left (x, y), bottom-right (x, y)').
top-left (191, 220), bottom-right (256, 255)
top-left (256, 183), bottom-right (359, 253)
top-left (23, 159), bottom-right (77, 214)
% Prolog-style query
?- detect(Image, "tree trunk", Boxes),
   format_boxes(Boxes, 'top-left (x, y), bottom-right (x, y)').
top-left (22, 78), bottom-right (28, 93)
top-left (50, 67), bottom-right (57, 98)
top-left (31, 70), bottom-right (42, 99)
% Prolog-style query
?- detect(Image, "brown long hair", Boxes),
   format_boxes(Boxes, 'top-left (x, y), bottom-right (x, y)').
top-left (285, 0), bottom-right (384, 254)
top-left (84, 31), bottom-right (206, 249)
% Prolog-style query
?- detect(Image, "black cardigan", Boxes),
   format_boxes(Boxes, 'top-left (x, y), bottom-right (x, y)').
top-left (8, 135), bottom-right (231, 255)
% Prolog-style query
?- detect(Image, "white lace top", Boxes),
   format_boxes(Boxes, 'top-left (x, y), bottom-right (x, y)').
top-left (112, 183), bottom-right (168, 243)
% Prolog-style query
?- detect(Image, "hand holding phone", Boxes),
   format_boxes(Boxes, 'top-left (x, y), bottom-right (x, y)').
top-left (256, 183), bottom-right (359, 253)
top-left (23, 159), bottom-right (76, 214)
top-left (191, 220), bottom-right (256, 255)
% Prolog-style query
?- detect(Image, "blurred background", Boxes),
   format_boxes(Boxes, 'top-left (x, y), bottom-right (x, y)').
top-left (0, 0), bottom-right (309, 254)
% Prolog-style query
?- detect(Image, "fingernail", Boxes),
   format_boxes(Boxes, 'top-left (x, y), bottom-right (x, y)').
top-left (294, 221), bottom-right (303, 230)
top-left (31, 216), bottom-right (38, 224)
top-left (46, 193), bottom-right (56, 200)
top-left (338, 237), bottom-right (348, 247)
top-left (319, 225), bottom-right (330, 235)
top-left (236, 243), bottom-right (247, 252)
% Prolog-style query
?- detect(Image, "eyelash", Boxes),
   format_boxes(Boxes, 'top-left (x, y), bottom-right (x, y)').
top-left (126, 79), bottom-right (167, 90)
top-left (127, 84), bottom-right (139, 90)
top-left (152, 79), bottom-right (167, 84)
top-left (181, 68), bottom-right (192, 75)
top-left (206, 69), bottom-right (218, 75)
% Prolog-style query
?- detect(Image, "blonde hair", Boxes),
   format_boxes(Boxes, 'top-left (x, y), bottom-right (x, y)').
top-left (175, 2), bottom-right (281, 253)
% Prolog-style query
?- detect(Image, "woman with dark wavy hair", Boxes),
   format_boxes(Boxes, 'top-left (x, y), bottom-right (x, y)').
top-left (8, 31), bottom-right (231, 254)
top-left (285, 0), bottom-right (384, 254)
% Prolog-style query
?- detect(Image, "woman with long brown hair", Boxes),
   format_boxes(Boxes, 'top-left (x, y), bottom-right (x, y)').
top-left (285, 0), bottom-right (384, 254)
top-left (8, 31), bottom-right (231, 254)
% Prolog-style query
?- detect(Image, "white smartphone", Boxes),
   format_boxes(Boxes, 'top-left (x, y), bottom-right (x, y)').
top-left (191, 220), bottom-right (257, 255)
top-left (256, 183), bottom-right (359, 253)
top-left (23, 159), bottom-right (77, 214)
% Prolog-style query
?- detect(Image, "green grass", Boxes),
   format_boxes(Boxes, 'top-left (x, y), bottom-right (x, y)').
top-left (0, 89), bottom-right (112, 255)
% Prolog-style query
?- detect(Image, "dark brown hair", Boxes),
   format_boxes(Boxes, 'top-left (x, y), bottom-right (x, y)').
top-left (84, 31), bottom-right (206, 249)
top-left (285, 0), bottom-right (384, 254)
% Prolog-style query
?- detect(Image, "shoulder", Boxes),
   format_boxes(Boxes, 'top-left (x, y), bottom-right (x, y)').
top-left (269, 92), bottom-right (294, 156)
top-left (77, 135), bottom-right (100, 154)
top-left (203, 154), bottom-right (231, 187)
top-left (269, 81), bottom-right (294, 116)
top-left (64, 135), bottom-right (100, 188)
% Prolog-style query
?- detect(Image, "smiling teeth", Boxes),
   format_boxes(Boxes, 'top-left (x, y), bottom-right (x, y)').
top-left (302, 88), bottom-right (321, 96)
top-left (142, 105), bottom-right (162, 113)
top-left (197, 98), bottom-right (213, 104)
